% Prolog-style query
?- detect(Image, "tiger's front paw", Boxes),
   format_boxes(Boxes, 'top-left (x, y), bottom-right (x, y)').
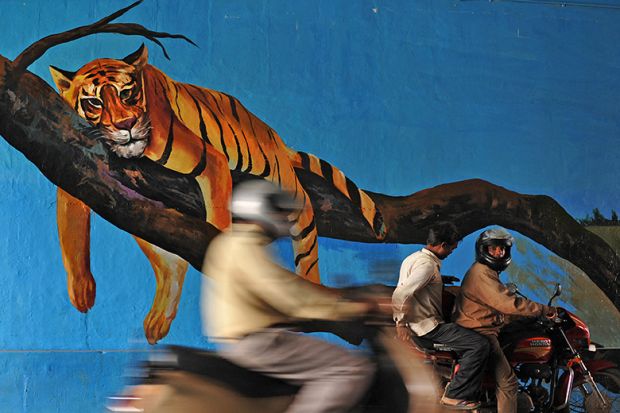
top-left (67, 272), bottom-right (96, 313)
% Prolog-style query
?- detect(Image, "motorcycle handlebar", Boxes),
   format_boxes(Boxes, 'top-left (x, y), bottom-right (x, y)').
top-left (537, 307), bottom-right (566, 327)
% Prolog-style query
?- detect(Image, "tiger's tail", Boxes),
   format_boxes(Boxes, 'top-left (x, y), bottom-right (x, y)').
top-left (289, 150), bottom-right (387, 240)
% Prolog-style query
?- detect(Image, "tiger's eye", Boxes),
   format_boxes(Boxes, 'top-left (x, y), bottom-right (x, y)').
top-left (120, 88), bottom-right (132, 100)
top-left (81, 97), bottom-right (103, 111)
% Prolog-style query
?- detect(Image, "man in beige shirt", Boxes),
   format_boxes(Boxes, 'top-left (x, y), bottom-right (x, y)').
top-left (202, 180), bottom-right (386, 413)
top-left (454, 228), bottom-right (556, 413)
top-left (392, 222), bottom-right (490, 410)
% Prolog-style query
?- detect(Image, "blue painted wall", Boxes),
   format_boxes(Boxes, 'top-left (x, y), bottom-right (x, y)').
top-left (1, 1), bottom-right (620, 411)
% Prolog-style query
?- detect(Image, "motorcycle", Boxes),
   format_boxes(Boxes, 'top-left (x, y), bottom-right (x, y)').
top-left (410, 279), bottom-right (620, 412)
top-left (105, 295), bottom-right (445, 413)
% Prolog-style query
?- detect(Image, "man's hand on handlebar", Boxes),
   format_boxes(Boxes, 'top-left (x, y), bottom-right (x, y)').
top-left (541, 306), bottom-right (563, 325)
top-left (395, 324), bottom-right (412, 342)
top-left (545, 306), bottom-right (558, 319)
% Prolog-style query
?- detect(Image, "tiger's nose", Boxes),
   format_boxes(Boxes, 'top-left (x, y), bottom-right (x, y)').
top-left (114, 117), bottom-right (137, 131)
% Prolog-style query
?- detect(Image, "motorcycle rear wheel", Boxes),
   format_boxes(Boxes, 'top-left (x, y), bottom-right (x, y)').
top-left (565, 368), bottom-right (620, 413)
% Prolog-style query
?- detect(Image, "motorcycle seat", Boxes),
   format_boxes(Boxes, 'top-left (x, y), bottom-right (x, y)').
top-left (410, 336), bottom-right (457, 357)
top-left (167, 345), bottom-right (300, 398)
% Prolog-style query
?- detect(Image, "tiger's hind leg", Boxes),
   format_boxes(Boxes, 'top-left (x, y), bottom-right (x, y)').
top-left (57, 188), bottom-right (96, 313)
top-left (290, 192), bottom-right (321, 283)
top-left (273, 156), bottom-right (322, 283)
top-left (135, 236), bottom-right (189, 344)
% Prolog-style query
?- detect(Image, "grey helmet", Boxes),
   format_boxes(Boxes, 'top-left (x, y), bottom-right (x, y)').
top-left (475, 228), bottom-right (515, 272)
top-left (230, 180), bottom-right (301, 238)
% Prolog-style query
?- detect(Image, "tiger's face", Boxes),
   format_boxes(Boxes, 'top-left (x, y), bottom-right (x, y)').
top-left (50, 45), bottom-right (151, 158)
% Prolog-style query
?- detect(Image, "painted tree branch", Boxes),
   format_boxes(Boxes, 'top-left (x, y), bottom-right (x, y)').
top-left (11, 0), bottom-right (195, 76)
top-left (299, 162), bottom-right (620, 310)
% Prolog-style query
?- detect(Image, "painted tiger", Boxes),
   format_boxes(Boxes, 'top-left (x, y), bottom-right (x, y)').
top-left (49, 44), bottom-right (386, 343)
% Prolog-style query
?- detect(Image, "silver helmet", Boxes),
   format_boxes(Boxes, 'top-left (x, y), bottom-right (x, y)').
top-left (230, 180), bottom-right (301, 237)
top-left (475, 228), bottom-right (514, 272)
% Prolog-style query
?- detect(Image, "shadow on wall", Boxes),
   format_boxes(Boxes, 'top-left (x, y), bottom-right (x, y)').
top-left (509, 228), bottom-right (620, 347)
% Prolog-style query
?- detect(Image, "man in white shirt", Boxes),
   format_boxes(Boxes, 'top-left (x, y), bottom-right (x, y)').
top-left (392, 222), bottom-right (490, 410)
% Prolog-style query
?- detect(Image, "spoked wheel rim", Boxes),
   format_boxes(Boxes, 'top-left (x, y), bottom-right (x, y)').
top-left (567, 369), bottom-right (620, 413)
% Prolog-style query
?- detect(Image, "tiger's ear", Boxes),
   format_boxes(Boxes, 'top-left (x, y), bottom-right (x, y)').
top-left (49, 65), bottom-right (76, 93)
top-left (123, 44), bottom-right (148, 70)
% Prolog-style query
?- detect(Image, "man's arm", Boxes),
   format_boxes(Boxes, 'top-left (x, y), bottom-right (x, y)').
top-left (467, 271), bottom-right (549, 317)
top-left (243, 244), bottom-right (371, 321)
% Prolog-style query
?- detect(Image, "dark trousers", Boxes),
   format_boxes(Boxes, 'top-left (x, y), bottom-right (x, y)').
top-left (422, 323), bottom-right (490, 400)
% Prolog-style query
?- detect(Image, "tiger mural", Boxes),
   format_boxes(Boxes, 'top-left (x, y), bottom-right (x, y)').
top-left (49, 44), bottom-right (387, 343)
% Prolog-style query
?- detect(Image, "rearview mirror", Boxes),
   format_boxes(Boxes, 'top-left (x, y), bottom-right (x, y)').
top-left (548, 283), bottom-right (562, 306)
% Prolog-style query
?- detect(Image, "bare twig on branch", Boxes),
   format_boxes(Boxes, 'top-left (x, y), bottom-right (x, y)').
top-left (11, 0), bottom-right (196, 76)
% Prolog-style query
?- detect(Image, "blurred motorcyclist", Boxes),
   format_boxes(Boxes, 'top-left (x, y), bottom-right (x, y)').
top-left (453, 228), bottom-right (557, 413)
top-left (201, 180), bottom-right (387, 413)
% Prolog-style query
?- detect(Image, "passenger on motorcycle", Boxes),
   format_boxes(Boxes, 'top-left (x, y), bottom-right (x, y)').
top-left (201, 180), bottom-right (390, 413)
top-left (453, 228), bottom-right (558, 413)
top-left (392, 222), bottom-right (490, 410)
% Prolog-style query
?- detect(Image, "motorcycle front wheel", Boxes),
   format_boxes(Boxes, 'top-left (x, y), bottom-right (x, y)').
top-left (565, 368), bottom-right (620, 413)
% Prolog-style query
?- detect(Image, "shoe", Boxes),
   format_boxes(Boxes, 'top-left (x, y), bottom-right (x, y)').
top-left (440, 396), bottom-right (481, 410)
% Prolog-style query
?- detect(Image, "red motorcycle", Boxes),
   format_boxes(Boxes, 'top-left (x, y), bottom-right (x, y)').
top-left (410, 281), bottom-right (620, 412)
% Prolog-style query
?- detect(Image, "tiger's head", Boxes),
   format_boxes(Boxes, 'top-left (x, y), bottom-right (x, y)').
top-left (50, 45), bottom-right (151, 158)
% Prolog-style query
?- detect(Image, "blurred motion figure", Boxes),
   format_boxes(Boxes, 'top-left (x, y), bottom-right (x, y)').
top-left (201, 180), bottom-right (382, 413)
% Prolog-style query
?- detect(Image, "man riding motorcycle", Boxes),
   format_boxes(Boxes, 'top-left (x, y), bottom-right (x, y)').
top-left (392, 222), bottom-right (490, 410)
top-left (454, 228), bottom-right (558, 413)
top-left (201, 180), bottom-right (391, 413)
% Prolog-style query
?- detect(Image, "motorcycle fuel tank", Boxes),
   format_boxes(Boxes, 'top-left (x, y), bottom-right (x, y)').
top-left (509, 336), bottom-right (553, 363)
